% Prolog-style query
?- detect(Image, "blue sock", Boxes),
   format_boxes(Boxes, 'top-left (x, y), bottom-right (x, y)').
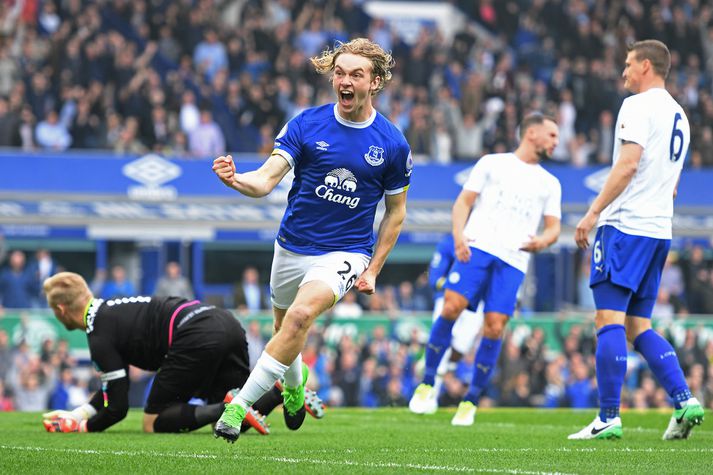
top-left (596, 324), bottom-right (627, 422)
top-left (423, 317), bottom-right (455, 386)
top-left (634, 329), bottom-right (691, 409)
top-left (464, 337), bottom-right (502, 405)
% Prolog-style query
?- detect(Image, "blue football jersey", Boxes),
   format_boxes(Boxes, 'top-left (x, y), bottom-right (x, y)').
top-left (272, 104), bottom-right (412, 256)
top-left (429, 234), bottom-right (455, 298)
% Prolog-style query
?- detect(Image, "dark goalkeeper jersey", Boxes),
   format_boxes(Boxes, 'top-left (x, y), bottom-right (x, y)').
top-left (84, 296), bottom-right (209, 431)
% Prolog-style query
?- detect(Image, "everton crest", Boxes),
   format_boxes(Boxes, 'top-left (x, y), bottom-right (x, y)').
top-left (364, 145), bottom-right (385, 166)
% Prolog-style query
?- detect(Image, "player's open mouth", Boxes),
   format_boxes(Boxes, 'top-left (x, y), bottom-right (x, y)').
top-left (339, 90), bottom-right (354, 105)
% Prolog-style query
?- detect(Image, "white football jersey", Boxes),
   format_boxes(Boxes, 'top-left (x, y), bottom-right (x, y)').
top-left (599, 88), bottom-right (689, 239)
top-left (462, 153), bottom-right (562, 273)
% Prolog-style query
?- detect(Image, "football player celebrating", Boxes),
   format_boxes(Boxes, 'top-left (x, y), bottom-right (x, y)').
top-left (212, 38), bottom-right (411, 443)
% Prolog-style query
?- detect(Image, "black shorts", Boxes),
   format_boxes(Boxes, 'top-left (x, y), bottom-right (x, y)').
top-left (145, 307), bottom-right (250, 413)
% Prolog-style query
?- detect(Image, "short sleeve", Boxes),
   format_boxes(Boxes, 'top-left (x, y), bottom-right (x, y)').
top-left (383, 140), bottom-right (412, 195)
top-left (272, 114), bottom-right (304, 168)
top-left (617, 98), bottom-right (649, 148)
top-left (543, 177), bottom-right (562, 219)
top-left (463, 156), bottom-right (491, 193)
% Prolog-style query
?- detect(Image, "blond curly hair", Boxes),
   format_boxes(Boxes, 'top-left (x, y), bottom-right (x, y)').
top-left (310, 38), bottom-right (394, 96)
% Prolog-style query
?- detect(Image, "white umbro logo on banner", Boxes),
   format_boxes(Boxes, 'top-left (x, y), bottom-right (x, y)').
top-left (123, 154), bottom-right (181, 187)
top-left (316, 141), bottom-right (330, 151)
top-left (123, 154), bottom-right (181, 201)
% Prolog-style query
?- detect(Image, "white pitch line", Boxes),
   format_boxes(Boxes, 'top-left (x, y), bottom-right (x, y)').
top-left (297, 446), bottom-right (713, 455)
top-left (0, 445), bottom-right (572, 475)
top-left (474, 422), bottom-right (713, 435)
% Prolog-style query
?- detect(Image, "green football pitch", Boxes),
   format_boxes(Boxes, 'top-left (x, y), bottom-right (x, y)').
top-left (0, 408), bottom-right (710, 474)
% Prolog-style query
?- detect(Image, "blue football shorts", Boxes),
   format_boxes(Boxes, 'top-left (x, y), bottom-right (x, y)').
top-left (589, 225), bottom-right (670, 318)
top-left (444, 247), bottom-right (525, 316)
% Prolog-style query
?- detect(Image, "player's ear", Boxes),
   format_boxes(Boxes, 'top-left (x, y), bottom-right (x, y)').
top-left (371, 75), bottom-right (381, 93)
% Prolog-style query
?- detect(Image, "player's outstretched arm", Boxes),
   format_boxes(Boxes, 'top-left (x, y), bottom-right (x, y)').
top-left (575, 142), bottom-right (642, 249)
top-left (212, 153), bottom-right (291, 198)
top-left (356, 191), bottom-right (407, 295)
top-left (520, 215), bottom-right (561, 253)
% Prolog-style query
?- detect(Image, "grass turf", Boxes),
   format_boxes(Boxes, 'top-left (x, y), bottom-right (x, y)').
top-left (0, 407), bottom-right (710, 474)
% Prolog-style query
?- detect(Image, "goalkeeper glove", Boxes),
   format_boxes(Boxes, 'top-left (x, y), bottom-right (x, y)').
top-left (43, 416), bottom-right (88, 433)
top-left (42, 403), bottom-right (96, 432)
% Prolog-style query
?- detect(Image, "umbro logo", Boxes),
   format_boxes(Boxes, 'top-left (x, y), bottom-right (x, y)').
top-left (316, 141), bottom-right (330, 151)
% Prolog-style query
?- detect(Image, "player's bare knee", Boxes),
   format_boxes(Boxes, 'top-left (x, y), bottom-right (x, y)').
top-left (625, 318), bottom-right (651, 343)
top-left (441, 300), bottom-right (466, 320)
top-left (483, 314), bottom-right (508, 338)
top-left (283, 305), bottom-right (313, 336)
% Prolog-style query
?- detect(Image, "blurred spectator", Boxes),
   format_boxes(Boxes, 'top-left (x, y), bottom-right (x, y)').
top-left (8, 354), bottom-right (56, 411)
top-left (245, 320), bottom-right (265, 370)
top-left (0, 96), bottom-right (18, 146)
top-left (153, 261), bottom-right (194, 299)
top-left (29, 249), bottom-right (58, 307)
top-left (0, 378), bottom-right (12, 411)
top-left (234, 266), bottom-right (267, 314)
top-left (0, 250), bottom-right (38, 309)
top-left (193, 28), bottom-right (228, 82)
top-left (333, 290), bottom-right (363, 319)
top-left (564, 356), bottom-right (597, 408)
top-left (188, 108), bottom-right (225, 157)
top-left (0, 330), bottom-right (11, 381)
top-left (35, 109), bottom-right (71, 150)
top-left (114, 116), bottom-right (148, 155)
top-left (100, 264), bottom-right (137, 300)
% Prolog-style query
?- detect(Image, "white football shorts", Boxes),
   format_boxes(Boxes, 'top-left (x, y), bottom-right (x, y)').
top-left (270, 241), bottom-right (370, 309)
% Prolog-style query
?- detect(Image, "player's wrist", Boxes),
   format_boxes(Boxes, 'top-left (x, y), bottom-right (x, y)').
top-left (72, 403), bottom-right (97, 421)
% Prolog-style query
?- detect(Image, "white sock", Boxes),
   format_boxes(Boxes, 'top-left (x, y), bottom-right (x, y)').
top-left (433, 373), bottom-right (444, 395)
top-left (283, 353), bottom-right (303, 388)
top-left (232, 351), bottom-right (288, 409)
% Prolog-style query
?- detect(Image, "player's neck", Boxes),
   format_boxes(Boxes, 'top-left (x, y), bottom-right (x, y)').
top-left (513, 148), bottom-right (539, 165)
top-left (636, 77), bottom-right (666, 94)
top-left (336, 103), bottom-right (374, 123)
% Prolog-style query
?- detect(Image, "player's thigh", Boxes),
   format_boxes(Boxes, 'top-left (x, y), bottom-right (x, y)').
top-left (206, 312), bottom-right (252, 403)
top-left (444, 249), bottom-right (491, 310)
top-left (302, 250), bottom-right (370, 305)
top-left (483, 258), bottom-right (524, 316)
top-left (270, 242), bottom-right (314, 310)
top-left (627, 238), bottom-right (671, 319)
top-left (590, 225), bottom-right (660, 294)
top-left (145, 321), bottom-right (228, 412)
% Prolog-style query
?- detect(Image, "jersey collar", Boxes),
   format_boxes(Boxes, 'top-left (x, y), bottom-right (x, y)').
top-left (333, 104), bottom-right (376, 129)
top-left (82, 298), bottom-right (93, 329)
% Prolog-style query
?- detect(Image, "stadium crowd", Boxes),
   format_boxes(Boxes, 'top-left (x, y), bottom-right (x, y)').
top-left (0, 0), bottom-right (712, 167)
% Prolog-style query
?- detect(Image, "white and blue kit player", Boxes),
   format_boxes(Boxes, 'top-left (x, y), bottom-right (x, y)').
top-left (428, 234), bottom-right (484, 398)
top-left (571, 40), bottom-right (704, 440)
top-left (409, 113), bottom-right (561, 426)
top-left (212, 38), bottom-right (411, 443)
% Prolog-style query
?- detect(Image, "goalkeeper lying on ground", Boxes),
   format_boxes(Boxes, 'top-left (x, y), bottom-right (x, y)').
top-left (41, 272), bottom-right (324, 434)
